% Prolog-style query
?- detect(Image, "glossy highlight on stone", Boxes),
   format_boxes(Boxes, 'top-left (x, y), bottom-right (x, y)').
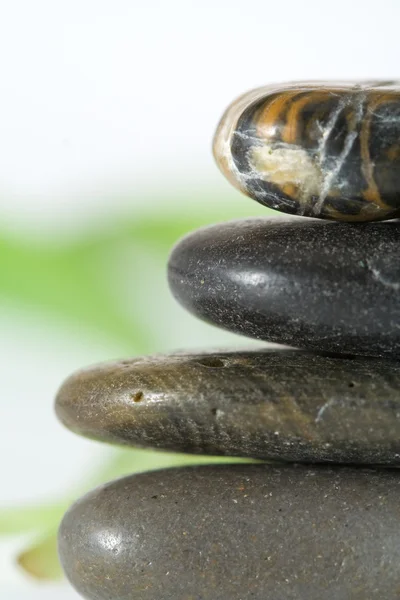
top-left (59, 464), bottom-right (400, 600)
top-left (56, 349), bottom-right (400, 464)
top-left (168, 218), bottom-right (400, 357)
top-left (214, 81), bottom-right (400, 221)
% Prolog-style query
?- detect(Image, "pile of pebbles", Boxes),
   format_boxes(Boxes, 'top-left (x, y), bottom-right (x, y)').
top-left (57, 81), bottom-right (400, 599)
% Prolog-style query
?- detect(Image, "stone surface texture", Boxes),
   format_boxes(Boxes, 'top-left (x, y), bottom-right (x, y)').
top-left (213, 81), bottom-right (400, 221)
top-left (168, 218), bottom-right (400, 357)
top-left (59, 464), bottom-right (400, 600)
top-left (56, 349), bottom-right (400, 464)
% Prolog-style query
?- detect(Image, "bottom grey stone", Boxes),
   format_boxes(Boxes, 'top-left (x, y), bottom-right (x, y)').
top-left (59, 464), bottom-right (400, 600)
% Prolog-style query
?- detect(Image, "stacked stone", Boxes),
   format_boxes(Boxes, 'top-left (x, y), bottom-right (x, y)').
top-left (57, 82), bottom-right (400, 599)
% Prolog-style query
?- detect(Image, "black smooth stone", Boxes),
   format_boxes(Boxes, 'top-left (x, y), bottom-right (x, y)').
top-left (168, 218), bottom-right (400, 357)
top-left (56, 349), bottom-right (400, 464)
top-left (59, 464), bottom-right (400, 600)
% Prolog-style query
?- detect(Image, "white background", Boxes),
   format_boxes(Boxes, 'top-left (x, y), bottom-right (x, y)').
top-left (1, 0), bottom-right (399, 597)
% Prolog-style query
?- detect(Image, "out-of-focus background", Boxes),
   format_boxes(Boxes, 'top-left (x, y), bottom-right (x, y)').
top-left (1, 1), bottom-right (399, 597)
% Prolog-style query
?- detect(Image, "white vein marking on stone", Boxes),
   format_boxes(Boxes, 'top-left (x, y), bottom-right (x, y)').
top-left (314, 93), bottom-right (365, 215)
top-left (338, 557), bottom-right (348, 575)
top-left (315, 130), bottom-right (358, 214)
top-left (233, 130), bottom-right (262, 144)
top-left (315, 398), bottom-right (337, 423)
top-left (366, 260), bottom-right (400, 291)
top-left (318, 96), bottom-right (348, 166)
top-left (369, 113), bottom-right (399, 124)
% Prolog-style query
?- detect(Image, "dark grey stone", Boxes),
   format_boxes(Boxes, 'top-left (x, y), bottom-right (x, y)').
top-left (167, 218), bottom-right (400, 357)
top-left (56, 349), bottom-right (400, 464)
top-left (58, 464), bottom-right (400, 600)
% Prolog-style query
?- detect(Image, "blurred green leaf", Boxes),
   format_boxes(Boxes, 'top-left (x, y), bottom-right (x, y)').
top-left (0, 200), bottom-right (269, 352)
top-left (0, 504), bottom-right (68, 535)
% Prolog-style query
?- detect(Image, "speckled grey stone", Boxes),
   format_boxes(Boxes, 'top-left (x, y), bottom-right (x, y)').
top-left (58, 464), bottom-right (400, 600)
top-left (167, 218), bottom-right (400, 357)
top-left (56, 349), bottom-right (400, 464)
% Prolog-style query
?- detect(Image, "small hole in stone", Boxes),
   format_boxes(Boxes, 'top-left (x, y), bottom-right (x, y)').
top-left (348, 382), bottom-right (355, 388)
top-left (211, 408), bottom-right (218, 416)
top-left (151, 495), bottom-right (158, 499)
top-left (196, 357), bottom-right (225, 369)
top-left (132, 391), bottom-right (144, 403)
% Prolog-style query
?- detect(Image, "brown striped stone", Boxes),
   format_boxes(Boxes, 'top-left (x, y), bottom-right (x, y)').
top-left (214, 81), bottom-right (400, 221)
